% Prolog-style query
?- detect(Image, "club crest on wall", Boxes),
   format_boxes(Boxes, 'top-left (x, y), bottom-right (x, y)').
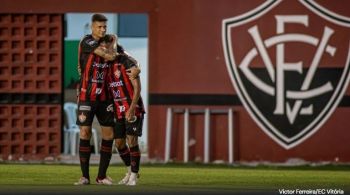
top-left (222, 0), bottom-right (350, 149)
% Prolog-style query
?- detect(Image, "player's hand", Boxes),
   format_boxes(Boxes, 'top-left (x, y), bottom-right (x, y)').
top-left (126, 108), bottom-right (136, 123)
top-left (126, 67), bottom-right (141, 80)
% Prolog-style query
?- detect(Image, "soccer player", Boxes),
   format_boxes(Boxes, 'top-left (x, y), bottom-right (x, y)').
top-left (74, 13), bottom-right (140, 185)
top-left (106, 48), bottom-right (145, 186)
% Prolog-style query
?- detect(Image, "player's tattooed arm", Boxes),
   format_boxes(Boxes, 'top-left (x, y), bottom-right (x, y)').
top-left (94, 34), bottom-right (118, 61)
top-left (94, 46), bottom-right (117, 61)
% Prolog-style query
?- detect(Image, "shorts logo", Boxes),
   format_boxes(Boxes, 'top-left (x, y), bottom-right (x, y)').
top-left (106, 104), bottom-right (113, 112)
top-left (222, 0), bottom-right (350, 149)
top-left (78, 112), bottom-right (87, 123)
top-left (79, 105), bottom-right (91, 111)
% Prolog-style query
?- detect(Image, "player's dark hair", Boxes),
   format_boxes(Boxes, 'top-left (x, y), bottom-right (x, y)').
top-left (91, 13), bottom-right (108, 22)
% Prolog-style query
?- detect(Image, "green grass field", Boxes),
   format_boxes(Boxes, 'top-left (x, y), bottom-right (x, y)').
top-left (0, 163), bottom-right (349, 194)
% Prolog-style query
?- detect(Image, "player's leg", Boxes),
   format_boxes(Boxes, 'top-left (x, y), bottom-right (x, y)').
top-left (95, 126), bottom-right (114, 185)
top-left (125, 116), bottom-right (144, 186)
top-left (95, 101), bottom-right (115, 185)
top-left (74, 102), bottom-right (95, 185)
top-left (125, 135), bottom-right (140, 186)
top-left (114, 119), bottom-right (132, 185)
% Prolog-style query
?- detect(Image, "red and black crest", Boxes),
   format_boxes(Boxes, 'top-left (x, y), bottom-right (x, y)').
top-left (222, 0), bottom-right (350, 149)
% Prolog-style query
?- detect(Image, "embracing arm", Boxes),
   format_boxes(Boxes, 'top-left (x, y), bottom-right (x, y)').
top-left (124, 54), bottom-right (141, 80)
top-left (94, 47), bottom-right (117, 61)
top-left (126, 66), bottom-right (141, 80)
top-left (126, 78), bottom-right (141, 122)
top-left (94, 34), bottom-right (118, 61)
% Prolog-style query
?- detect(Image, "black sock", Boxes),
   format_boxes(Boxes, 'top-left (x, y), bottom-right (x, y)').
top-left (130, 145), bottom-right (141, 173)
top-left (117, 145), bottom-right (131, 167)
top-left (97, 139), bottom-right (113, 179)
top-left (79, 139), bottom-right (91, 180)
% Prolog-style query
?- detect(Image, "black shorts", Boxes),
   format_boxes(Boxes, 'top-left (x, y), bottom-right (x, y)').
top-left (114, 115), bottom-right (144, 139)
top-left (76, 101), bottom-right (115, 127)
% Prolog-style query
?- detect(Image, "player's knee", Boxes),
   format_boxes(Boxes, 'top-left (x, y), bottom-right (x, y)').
top-left (80, 126), bottom-right (92, 139)
top-left (126, 136), bottom-right (138, 148)
top-left (80, 131), bottom-right (91, 139)
top-left (102, 134), bottom-right (114, 140)
top-left (115, 138), bottom-right (126, 150)
top-left (101, 126), bottom-right (114, 140)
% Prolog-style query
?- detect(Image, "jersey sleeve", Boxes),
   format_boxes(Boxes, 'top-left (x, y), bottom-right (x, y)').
top-left (117, 44), bottom-right (125, 53)
top-left (80, 36), bottom-right (99, 53)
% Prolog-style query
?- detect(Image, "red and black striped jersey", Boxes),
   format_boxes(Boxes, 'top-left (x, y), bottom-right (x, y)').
top-left (77, 34), bottom-right (113, 102)
top-left (107, 54), bottom-right (145, 119)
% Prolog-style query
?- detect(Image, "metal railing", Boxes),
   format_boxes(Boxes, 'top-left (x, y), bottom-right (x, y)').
top-left (165, 107), bottom-right (234, 164)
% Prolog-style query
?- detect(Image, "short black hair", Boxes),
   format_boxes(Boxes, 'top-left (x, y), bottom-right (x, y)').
top-left (91, 13), bottom-right (108, 22)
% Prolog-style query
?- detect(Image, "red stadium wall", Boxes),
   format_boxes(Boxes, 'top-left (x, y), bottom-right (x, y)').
top-left (0, 14), bottom-right (62, 160)
top-left (1, 0), bottom-right (349, 163)
top-left (148, 0), bottom-right (350, 163)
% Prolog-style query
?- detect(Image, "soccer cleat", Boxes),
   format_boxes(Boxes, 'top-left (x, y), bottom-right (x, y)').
top-left (74, 177), bottom-right (90, 185)
top-left (126, 172), bottom-right (139, 186)
top-left (118, 173), bottom-right (131, 185)
top-left (96, 176), bottom-right (113, 185)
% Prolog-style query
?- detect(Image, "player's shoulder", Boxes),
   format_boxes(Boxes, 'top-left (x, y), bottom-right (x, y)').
top-left (117, 44), bottom-right (125, 53)
top-left (80, 34), bottom-right (92, 41)
top-left (80, 34), bottom-right (98, 46)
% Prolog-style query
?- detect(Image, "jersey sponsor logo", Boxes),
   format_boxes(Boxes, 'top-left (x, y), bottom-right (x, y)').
top-left (79, 105), bottom-right (91, 111)
top-left (114, 97), bottom-right (127, 102)
top-left (92, 62), bottom-right (109, 68)
top-left (96, 72), bottom-right (104, 80)
top-left (222, 0), bottom-right (350, 149)
top-left (91, 79), bottom-right (104, 83)
top-left (113, 90), bottom-right (121, 98)
top-left (91, 72), bottom-right (105, 83)
top-left (109, 81), bottom-right (124, 87)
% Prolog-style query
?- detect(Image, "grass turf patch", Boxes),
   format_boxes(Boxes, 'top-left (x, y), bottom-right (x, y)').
top-left (0, 163), bottom-right (349, 194)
